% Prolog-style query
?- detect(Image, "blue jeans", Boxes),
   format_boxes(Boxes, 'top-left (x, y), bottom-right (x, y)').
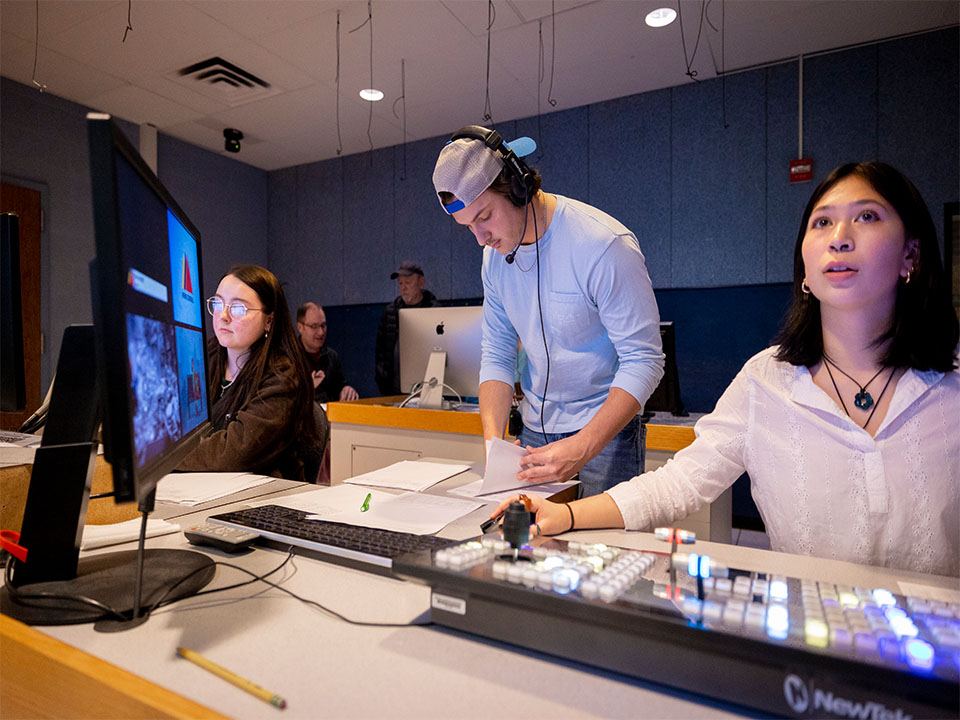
top-left (518, 415), bottom-right (646, 497)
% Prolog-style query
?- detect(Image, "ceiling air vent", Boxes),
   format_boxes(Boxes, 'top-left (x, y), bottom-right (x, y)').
top-left (173, 56), bottom-right (278, 107)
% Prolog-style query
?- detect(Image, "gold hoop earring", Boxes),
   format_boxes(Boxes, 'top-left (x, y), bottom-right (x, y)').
top-left (801, 280), bottom-right (811, 295)
top-left (904, 270), bottom-right (912, 285)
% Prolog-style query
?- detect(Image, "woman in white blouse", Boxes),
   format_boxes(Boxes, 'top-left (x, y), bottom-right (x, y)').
top-left (495, 162), bottom-right (959, 576)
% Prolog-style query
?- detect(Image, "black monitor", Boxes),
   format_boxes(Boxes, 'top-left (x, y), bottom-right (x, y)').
top-left (0, 114), bottom-right (215, 629)
top-left (643, 321), bottom-right (687, 417)
top-left (0, 213), bottom-right (26, 413)
top-left (88, 115), bottom-right (210, 505)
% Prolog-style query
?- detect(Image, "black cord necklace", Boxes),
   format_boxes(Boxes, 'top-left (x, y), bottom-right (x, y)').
top-left (821, 355), bottom-right (885, 410)
top-left (822, 360), bottom-right (896, 429)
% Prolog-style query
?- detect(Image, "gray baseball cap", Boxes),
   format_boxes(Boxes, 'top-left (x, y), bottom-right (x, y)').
top-left (432, 135), bottom-right (536, 214)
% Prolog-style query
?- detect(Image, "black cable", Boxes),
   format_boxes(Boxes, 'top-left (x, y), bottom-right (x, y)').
top-left (335, 11), bottom-right (343, 156)
top-left (533, 197), bottom-right (551, 446)
top-left (4, 554), bottom-right (128, 620)
top-left (204, 548), bottom-right (433, 628)
top-left (31, 0), bottom-right (46, 92)
top-left (483, 0), bottom-right (495, 122)
top-left (122, 0), bottom-right (133, 43)
top-left (546, 0), bottom-right (558, 107)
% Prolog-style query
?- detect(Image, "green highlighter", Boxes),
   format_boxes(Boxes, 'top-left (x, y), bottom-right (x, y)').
top-left (360, 492), bottom-right (372, 512)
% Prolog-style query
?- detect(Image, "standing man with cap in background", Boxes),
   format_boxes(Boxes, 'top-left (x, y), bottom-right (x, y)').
top-left (432, 126), bottom-right (664, 496)
top-left (375, 261), bottom-right (440, 395)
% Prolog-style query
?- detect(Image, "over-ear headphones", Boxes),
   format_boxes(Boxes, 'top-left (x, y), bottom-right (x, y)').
top-left (450, 125), bottom-right (536, 208)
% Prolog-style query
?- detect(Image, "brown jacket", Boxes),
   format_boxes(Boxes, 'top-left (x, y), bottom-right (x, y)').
top-left (180, 356), bottom-right (306, 480)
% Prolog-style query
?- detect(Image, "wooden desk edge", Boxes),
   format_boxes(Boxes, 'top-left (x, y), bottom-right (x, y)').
top-left (329, 399), bottom-right (696, 452)
top-left (0, 615), bottom-right (226, 720)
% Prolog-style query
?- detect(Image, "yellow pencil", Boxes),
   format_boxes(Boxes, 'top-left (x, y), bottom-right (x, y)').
top-left (176, 646), bottom-right (287, 710)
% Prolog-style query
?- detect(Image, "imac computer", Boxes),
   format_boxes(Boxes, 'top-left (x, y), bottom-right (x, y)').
top-left (399, 306), bottom-right (482, 408)
top-left (0, 114), bottom-right (215, 628)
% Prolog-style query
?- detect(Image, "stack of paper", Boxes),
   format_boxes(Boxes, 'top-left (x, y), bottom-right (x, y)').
top-left (81, 518), bottom-right (181, 550)
top-left (344, 460), bottom-right (470, 492)
top-left (155, 472), bottom-right (274, 506)
top-left (262, 484), bottom-right (481, 535)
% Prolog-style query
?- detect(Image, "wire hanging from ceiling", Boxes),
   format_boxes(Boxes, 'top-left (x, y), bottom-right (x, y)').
top-left (349, 1), bottom-right (375, 160)
top-left (482, 0), bottom-right (495, 124)
top-left (122, 0), bottom-right (134, 44)
top-left (536, 19), bottom-right (545, 161)
top-left (392, 59), bottom-right (408, 181)
top-left (703, 0), bottom-right (729, 127)
top-left (677, 0), bottom-right (707, 81)
top-left (335, 10), bottom-right (343, 156)
top-left (31, 0), bottom-right (47, 92)
top-left (546, 0), bottom-right (558, 108)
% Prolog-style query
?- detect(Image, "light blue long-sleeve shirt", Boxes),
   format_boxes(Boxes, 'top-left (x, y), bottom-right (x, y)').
top-left (480, 195), bottom-right (664, 433)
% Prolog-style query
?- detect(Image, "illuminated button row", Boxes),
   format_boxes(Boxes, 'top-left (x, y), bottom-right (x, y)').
top-left (580, 553), bottom-right (656, 603)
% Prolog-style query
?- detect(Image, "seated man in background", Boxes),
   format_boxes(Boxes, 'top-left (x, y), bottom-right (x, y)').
top-left (375, 261), bottom-right (440, 395)
top-left (297, 302), bottom-right (359, 403)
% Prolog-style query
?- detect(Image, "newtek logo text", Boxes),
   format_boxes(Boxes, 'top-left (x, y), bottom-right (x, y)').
top-left (783, 674), bottom-right (912, 720)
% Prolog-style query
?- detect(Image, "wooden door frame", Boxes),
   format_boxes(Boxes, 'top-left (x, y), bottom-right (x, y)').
top-left (1, 177), bottom-right (49, 430)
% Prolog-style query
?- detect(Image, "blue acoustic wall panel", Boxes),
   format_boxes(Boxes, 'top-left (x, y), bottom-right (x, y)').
top-left (516, 106), bottom-right (590, 204)
top-left (588, 89), bottom-right (672, 288)
top-left (878, 28), bottom-right (960, 253)
top-left (0, 78), bottom-right (98, 385)
top-left (393, 135), bottom-right (457, 303)
top-left (804, 46), bottom-right (878, 175)
top-left (764, 61), bottom-right (813, 285)
top-left (266, 167), bottom-right (304, 316)
top-left (295, 158), bottom-right (344, 307)
top-left (342, 148), bottom-right (396, 304)
top-left (158, 134), bottom-right (268, 304)
top-left (671, 71), bottom-right (767, 288)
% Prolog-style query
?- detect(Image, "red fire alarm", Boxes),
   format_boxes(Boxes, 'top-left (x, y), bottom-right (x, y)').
top-left (789, 158), bottom-right (813, 183)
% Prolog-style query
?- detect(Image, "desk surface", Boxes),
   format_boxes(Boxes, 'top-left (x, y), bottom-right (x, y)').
top-left (4, 477), bottom-right (958, 720)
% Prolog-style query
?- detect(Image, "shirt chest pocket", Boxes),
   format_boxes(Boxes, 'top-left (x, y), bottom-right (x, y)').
top-left (548, 290), bottom-right (595, 344)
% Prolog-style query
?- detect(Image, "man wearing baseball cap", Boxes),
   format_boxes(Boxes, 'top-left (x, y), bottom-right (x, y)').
top-left (433, 126), bottom-right (664, 496)
top-left (375, 261), bottom-right (440, 395)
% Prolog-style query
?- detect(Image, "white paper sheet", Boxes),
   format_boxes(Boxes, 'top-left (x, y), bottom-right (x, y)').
top-left (479, 438), bottom-right (532, 494)
top-left (344, 460), bottom-right (471, 492)
top-left (155, 472), bottom-right (274, 505)
top-left (0, 443), bottom-right (36, 467)
top-left (261, 484), bottom-right (482, 535)
top-left (449, 478), bottom-right (578, 504)
top-left (81, 518), bottom-right (181, 550)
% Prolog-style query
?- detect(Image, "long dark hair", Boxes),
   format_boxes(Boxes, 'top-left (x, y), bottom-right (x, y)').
top-left (774, 162), bottom-right (957, 371)
top-left (207, 264), bottom-right (317, 447)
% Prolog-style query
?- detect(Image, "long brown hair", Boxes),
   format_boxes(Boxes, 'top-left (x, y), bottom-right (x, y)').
top-left (207, 265), bottom-right (317, 446)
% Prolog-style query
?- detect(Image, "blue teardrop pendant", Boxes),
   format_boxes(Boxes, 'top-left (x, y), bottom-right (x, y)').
top-left (854, 390), bottom-right (874, 411)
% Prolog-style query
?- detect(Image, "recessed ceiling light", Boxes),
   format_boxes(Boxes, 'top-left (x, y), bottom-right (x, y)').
top-left (645, 7), bottom-right (677, 28)
top-left (359, 88), bottom-right (384, 102)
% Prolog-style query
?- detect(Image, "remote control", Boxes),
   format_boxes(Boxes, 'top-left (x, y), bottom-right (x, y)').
top-left (184, 522), bottom-right (259, 553)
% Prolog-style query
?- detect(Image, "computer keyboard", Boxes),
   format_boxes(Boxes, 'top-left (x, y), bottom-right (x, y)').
top-left (207, 504), bottom-right (459, 575)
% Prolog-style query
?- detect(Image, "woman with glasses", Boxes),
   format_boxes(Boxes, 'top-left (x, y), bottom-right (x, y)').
top-left (491, 162), bottom-right (958, 576)
top-left (180, 264), bottom-right (318, 480)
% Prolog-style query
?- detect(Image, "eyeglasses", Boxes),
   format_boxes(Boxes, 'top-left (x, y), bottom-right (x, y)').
top-left (206, 297), bottom-right (264, 319)
top-left (300, 322), bottom-right (327, 331)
